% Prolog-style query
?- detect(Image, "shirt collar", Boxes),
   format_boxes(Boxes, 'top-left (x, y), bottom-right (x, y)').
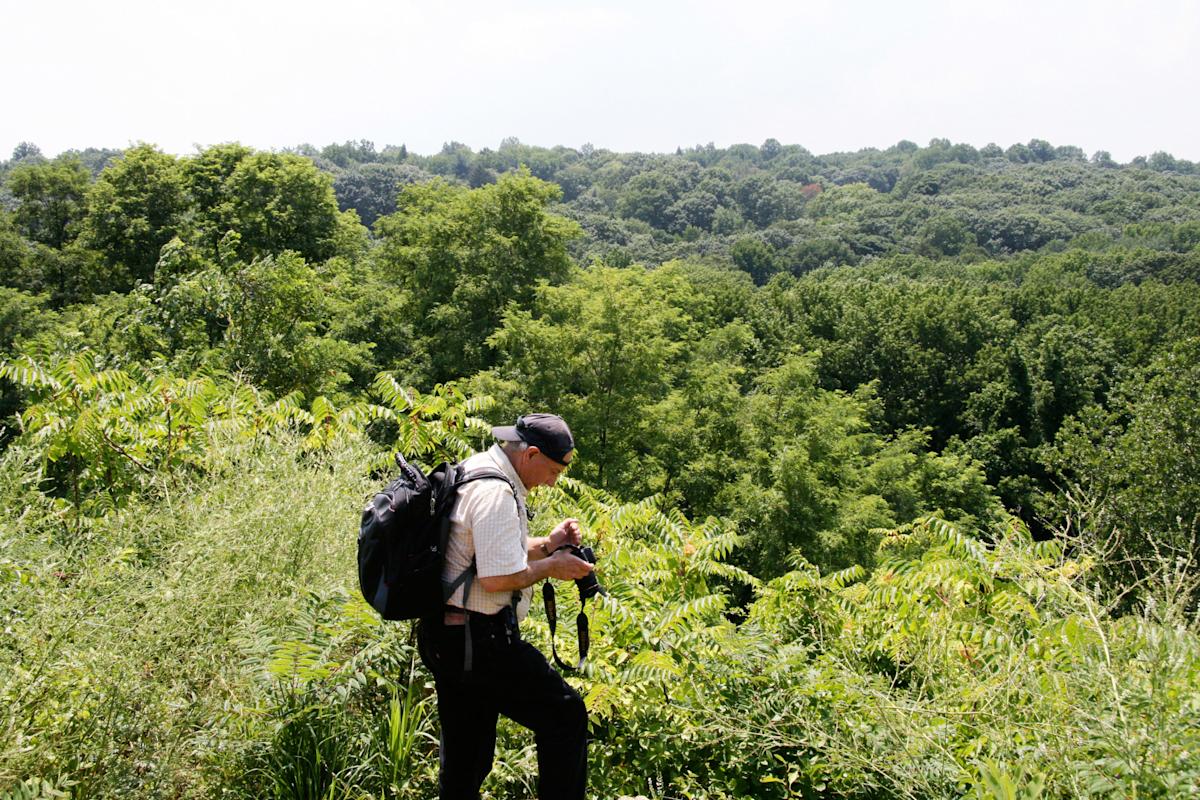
top-left (486, 443), bottom-right (529, 499)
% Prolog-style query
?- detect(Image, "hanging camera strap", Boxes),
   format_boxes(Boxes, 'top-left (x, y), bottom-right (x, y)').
top-left (543, 581), bottom-right (590, 672)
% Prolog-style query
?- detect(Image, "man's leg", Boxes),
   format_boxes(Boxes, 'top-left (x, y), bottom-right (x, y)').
top-left (419, 620), bottom-right (501, 800)
top-left (434, 679), bottom-right (500, 800)
top-left (493, 641), bottom-right (588, 800)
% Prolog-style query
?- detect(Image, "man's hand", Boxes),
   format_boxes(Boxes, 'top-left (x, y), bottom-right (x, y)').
top-left (485, 520), bottom-right (593, 593)
top-left (544, 547), bottom-right (594, 581)
top-left (480, 539), bottom-right (595, 592)
top-left (547, 517), bottom-right (582, 551)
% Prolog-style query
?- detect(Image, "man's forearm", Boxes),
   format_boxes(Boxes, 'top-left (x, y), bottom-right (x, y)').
top-left (527, 535), bottom-right (552, 561)
top-left (477, 557), bottom-right (556, 594)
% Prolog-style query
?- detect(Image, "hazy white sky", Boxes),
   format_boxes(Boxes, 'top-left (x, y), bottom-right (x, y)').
top-left (5, 0), bottom-right (1197, 162)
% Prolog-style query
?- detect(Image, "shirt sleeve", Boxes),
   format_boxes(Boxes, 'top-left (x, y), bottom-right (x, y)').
top-left (456, 480), bottom-right (527, 578)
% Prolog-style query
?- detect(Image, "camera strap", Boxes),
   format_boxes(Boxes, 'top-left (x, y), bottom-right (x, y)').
top-left (542, 581), bottom-right (589, 672)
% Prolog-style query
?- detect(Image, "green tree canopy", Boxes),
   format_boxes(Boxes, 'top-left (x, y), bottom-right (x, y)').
top-left (374, 170), bottom-right (579, 383)
top-left (484, 264), bottom-right (692, 495)
top-left (219, 151), bottom-right (347, 263)
top-left (80, 144), bottom-right (187, 289)
top-left (6, 156), bottom-right (90, 249)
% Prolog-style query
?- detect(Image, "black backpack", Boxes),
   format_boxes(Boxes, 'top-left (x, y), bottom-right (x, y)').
top-left (358, 453), bottom-right (513, 621)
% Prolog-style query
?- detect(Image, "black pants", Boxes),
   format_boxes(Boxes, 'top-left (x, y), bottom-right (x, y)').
top-left (417, 613), bottom-right (588, 800)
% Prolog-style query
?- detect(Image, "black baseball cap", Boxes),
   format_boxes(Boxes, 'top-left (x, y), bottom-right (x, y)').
top-left (492, 413), bottom-right (575, 465)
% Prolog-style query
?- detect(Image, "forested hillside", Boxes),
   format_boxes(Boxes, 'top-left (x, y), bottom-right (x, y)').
top-left (1, 137), bottom-right (1197, 799)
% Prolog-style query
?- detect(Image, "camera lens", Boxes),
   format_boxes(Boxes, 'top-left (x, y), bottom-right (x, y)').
top-left (556, 543), bottom-right (605, 599)
top-left (575, 571), bottom-right (603, 599)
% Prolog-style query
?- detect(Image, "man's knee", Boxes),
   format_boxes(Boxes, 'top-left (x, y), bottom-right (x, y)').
top-left (560, 685), bottom-right (588, 734)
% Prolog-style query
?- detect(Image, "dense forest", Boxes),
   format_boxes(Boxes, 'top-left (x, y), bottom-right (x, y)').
top-left (1, 136), bottom-right (1197, 799)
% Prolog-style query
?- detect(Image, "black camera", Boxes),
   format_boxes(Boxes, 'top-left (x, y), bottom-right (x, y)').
top-left (555, 544), bottom-right (605, 600)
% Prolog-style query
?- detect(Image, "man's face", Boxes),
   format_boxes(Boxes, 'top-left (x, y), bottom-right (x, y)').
top-left (524, 446), bottom-right (573, 488)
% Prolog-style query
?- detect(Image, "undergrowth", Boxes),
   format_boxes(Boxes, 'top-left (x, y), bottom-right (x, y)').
top-left (2, 435), bottom-right (1198, 798)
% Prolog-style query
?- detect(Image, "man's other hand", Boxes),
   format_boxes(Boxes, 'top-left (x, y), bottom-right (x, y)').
top-left (548, 517), bottom-right (583, 549)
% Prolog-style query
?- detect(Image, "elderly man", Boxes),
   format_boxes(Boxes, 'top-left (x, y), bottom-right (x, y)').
top-left (417, 413), bottom-right (596, 800)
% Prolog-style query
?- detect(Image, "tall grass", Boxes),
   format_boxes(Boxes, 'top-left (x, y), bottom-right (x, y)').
top-left (0, 433), bottom-right (436, 796)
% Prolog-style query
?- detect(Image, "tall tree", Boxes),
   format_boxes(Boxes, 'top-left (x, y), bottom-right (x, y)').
top-left (180, 142), bottom-right (254, 258)
top-left (485, 265), bottom-right (691, 494)
top-left (1048, 340), bottom-right (1200, 611)
top-left (220, 151), bottom-right (345, 262)
top-left (374, 170), bottom-right (579, 383)
top-left (6, 157), bottom-right (90, 248)
top-left (80, 144), bottom-right (187, 289)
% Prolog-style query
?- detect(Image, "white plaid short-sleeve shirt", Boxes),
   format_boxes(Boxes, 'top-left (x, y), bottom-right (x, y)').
top-left (442, 444), bottom-right (532, 619)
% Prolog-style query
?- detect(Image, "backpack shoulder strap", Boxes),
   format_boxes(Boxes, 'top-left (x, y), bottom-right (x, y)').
top-left (444, 463), bottom-right (523, 673)
top-left (455, 465), bottom-right (515, 493)
top-left (439, 462), bottom-right (522, 586)
top-left (454, 464), bottom-right (523, 522)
